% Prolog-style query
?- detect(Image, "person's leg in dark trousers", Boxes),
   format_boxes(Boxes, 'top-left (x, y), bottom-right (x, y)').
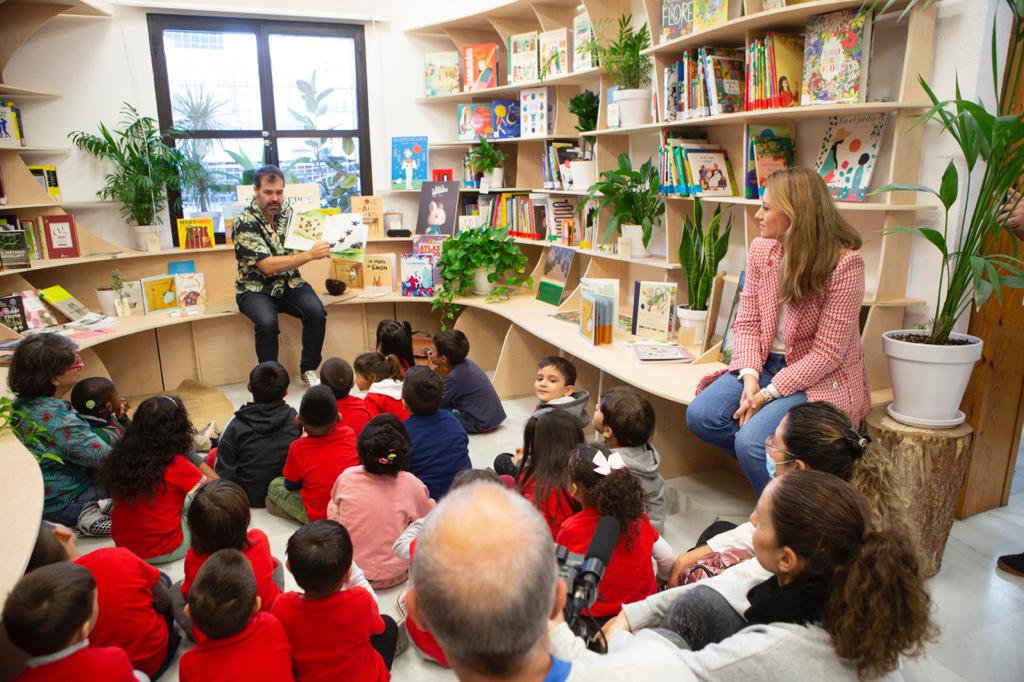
top-left (659, 585), bottom-right (747, 650)
top-left (452, 409), bottom-right (482, 434)
top-left (153, 573), bottom-right (182, 680)
top-left (372, 614), bottom-right (399, 670)
top-left (278, 283), bottom-right (327, 373)
top-left (237, 291), bottom-right (282, 364)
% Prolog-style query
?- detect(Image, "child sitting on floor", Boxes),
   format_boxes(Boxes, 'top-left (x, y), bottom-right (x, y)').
top-left (70, 376), bottom-right (130, 445)
top-left (593, 387), bottom-right (667, 532)
top-left (215, 361), bottom-right (302, 507)
top-left (376, 318), bottom-right (416, 374)
top-left (354, 352), bottom-right (408, 420)
top-left (402, 366), bottom-right (470, 500)
top-left (533, 356), bottom-right (590, 428)
top-left (3, 563), bottom-right (143, 681)
top-left (328, 414), bottom-right (435, 589)
top-left (556, 443), bottom-right (674, 620)
top-left (431, 329), bottom-right (505, 433)
top-left (102, 395), bottom-right (217, 564)
top-left (172, 480), bottom-right (284, 634)
top-left (26, 521), bottom-right (179, 679)
top-left (266, 385), bottom-right (359, 524)
top-left (321, 356), bottom-right (373, 437)
top-left (179, 549), bottom-right (294, 682)
top-left (273, 520), bottom-right (398, 680)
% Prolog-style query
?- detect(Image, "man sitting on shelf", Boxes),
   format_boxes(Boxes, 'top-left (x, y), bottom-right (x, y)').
top-left (233, 165), bottom-right (330, 388)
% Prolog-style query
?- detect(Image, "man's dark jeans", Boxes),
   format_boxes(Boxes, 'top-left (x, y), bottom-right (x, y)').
top-left (237, 283), bottom-right (326, 373)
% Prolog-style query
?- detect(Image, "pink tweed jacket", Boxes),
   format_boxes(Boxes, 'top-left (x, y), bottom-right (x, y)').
top-left (696, 237), bottom-right (870, 425)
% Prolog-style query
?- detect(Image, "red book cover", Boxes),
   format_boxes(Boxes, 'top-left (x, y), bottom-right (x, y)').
top-left (41, 214), bottom-right (80, 259)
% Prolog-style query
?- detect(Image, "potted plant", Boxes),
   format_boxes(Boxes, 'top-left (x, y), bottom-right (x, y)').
top-left (568, 90), bottom-right (600, 190)
top-left (70, 103), bottom-right (191, 251)
top-left (431, 226), bottom-right (533, 326)
top-left (678, 198), bottom-right (732, 346)
top-left (579, 152), bottom-right (665, 257)
top-left (466, 136), bottom-right (507, 189)
top-left (870, 0), bottom-right (1024, 428)
top-left (95, 269), bottom-right (130, 318)
top-left (580, 15), bottom-right (653, 127)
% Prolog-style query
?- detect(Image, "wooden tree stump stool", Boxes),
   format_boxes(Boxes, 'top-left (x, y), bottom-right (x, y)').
top-left (865, 407), bottom-right (973, 577)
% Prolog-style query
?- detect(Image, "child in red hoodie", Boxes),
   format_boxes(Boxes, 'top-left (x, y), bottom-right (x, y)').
top-left (320, 357), bottom-right (373, 438)
top-left (179, 549), bottom-right (294, 682)
top-left (273, 520), bottom-right (397, 681)
top-left (354, 352), bottom-right (408, 420)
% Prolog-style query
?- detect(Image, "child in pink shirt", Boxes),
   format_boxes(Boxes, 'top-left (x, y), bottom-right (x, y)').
top-left (327, 414), bottom-right (434, 589)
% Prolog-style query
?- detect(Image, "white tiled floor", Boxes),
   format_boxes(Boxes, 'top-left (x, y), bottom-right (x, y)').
top-left (75, 384), bottom-right (1024, 681)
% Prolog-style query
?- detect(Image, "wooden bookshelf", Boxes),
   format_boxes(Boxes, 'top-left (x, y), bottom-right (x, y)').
top-left (0, 84), bottom-right (59, 99)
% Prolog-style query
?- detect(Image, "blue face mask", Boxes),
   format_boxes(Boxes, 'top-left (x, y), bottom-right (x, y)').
top-left (765, 455), bottom-right (778, 479)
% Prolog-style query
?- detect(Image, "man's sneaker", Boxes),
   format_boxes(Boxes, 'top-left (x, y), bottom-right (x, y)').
top-left (77, 502), bottom-right (112, 537)
top-left (997, 552), bottom-right (1024, 577)
top-left (302, 370), bottom-right (320, 388)
top-left (395, 617), bottom-right (410, 657)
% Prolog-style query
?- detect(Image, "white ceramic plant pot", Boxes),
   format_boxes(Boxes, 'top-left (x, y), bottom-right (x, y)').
top-left (614, 88), bottom-right (652, 127)
top-left (133, 225), bottom-right (161, 252)
top-left (95, 289), bottom-right (119, 317)
top-left (621, 224), bottom-right (649, 257)
top-left (481, 167), bottom-right (504, 189)
top-left (676, 306), bottom-right (710, 347)
top-left (569, 160), bottom-right (597, 191)
top-left (882, 330), bottom-right (984, 428)
top-left (473, 266), bottom-right (496, 295)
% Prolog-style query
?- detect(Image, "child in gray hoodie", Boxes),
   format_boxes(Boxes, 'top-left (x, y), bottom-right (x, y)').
top-left (593, 387), bottom-right (667, 532)
top-left (533, 356), bottom-right (590, 428)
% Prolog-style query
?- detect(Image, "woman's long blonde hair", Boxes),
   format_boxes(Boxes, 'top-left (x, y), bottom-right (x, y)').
top-left (766, 167), bottom-right (862, 303)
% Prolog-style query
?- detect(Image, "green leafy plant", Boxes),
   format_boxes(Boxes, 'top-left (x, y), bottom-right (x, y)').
top-left (579, 15), bottom-right (652, 90)
top-left (110, 269), bottom-right (127, 302)
top-left (679, 198), bottom-right (732, 311)
top-left (569, 90), bottom-right (599, 158)
top-left (431, 227), bottom-right (533, 326)
top-left (169, 84), bottom-right (226, 212)
top-left (466, 136), bottom-right (507, 174)
top-left (579, 153), bottom-right (665, 247)
top-left (869, 0), bottom-right (1024, 344)
top-left (69, 103), bottom-right (190, 226)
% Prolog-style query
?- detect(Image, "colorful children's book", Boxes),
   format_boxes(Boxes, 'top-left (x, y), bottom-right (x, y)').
top-left (416, 181), bottom-right (460, 236)
top-left (538, 29), bottom-right (569, 79)
top-left (0, 294), bottom-right (27, 333)
top-left (364, 253), bottom-right (397, 292)
top-left (769, 33), bottom-right (804, 108)
top-left (536, 245), bottom-right (574, 306)
top-left (350, 195), bottom-right (384, 239)
top-left (457, 104), bottom-right (494, 141)
top-left (39, 285), bottom-right (90, 320)
top-left (413, 234), bottom-right (445, 285)
top-left (520, 87), bottom-right (553, 138)
top-left (629, 341), bottom-right (694, 364)
top-left (40, 215), bottom-right (79, 259)
top-left (0, 230), bottom-right (30, 270)
top-left (464, 43), bottom-right (498, 92)
top-left (492, 100), bottom-right (521, 139)
top-left (174, 273), bottom-right (207, 307)
top-left (573, 11), bottom-right (596, 71)
top-left (176, 217), bottom-right (215, 249)
top-left (139, 275), bottom-right (179, 314)
top-left (424, 51), bottom-right (461, 96)
top-left (332, 258), bottom-right (364, 289)
top-left (283, 210), bottom-right (334, 251)
top-left (20, 289), bottom-right (58, 328)
top-left (400, 253), bottom-right (435, 297)
top-left (580, 292), bottom-right (598, 345)
top-left (661, 0), bottom-right (694, 42)
top-left (0, 105), bottom-right (20, 148)
top-left (753, 137), bottom-right (795, 197)
top-left (801, 8), bottom-right (873, 106)
top-left (815, 113), bottom-right (887, 202)
top-left (744, 124), bottom-right (792, 199)
top-left (27, 166), bottom-right (60, 203)
top-left (509, 31), bottom-right (539, 84)
top-left (580, 278), bottom-right (619, 345)
top-left (703, 48), bottom-right (745, 115)
top-left (693, 0), bottom-right (729, 32)
top-left (327, 214), bottom-right (368, 262)
top-left (391, 136), bottom-right (428, 190)
top-left (632, 281), bottom-right (678, 339)
top-left (121, 281), bottom-right (144, 315)
top-left (684, 148), bottom-right (736, 196)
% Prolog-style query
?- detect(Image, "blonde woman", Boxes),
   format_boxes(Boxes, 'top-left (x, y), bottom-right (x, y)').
top-left (686, 168), bottom-right (870, 496)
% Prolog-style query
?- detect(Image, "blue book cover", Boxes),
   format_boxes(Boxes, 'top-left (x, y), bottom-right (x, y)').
top-left (168, 260), bottom-right (196, 274)
top-left (391, 136), bottom-right (428, 190)
top-left (492, 99), bottom-right (521, 138)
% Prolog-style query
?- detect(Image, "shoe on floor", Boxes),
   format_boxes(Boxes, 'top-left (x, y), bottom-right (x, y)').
top-left (302, 370), bottom-right (320, 388)
top-left (997, 552), bottom-right (1024, 576)
top-left (77, 502), bottom-right (112, 537)
top-left (395, 617), bottom-right (410, 657)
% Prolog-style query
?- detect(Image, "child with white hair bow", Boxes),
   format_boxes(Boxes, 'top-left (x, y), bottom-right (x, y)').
top-left (555, 443), bottom-right (676, 624)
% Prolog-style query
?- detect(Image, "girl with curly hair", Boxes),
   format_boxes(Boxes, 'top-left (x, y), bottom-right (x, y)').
top-left (103, 396), bottom-right (217, 564)
top-left (556, 443), bottom-right (675, 620)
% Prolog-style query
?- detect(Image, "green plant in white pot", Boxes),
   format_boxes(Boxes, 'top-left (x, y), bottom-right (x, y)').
top-left (579, 15), bottom-right (653, 127)
top-left (869, 0), bottom-right (1024, 428)
top-left (579, 153), bottom-right (665, 257)
top-left (467, 136), bottom-right (507, 189)
top-left (678, 198), bottom-right (732, 347)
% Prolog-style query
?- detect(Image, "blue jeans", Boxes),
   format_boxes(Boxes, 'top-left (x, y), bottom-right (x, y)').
top-left (237, 283), bottom-right (327, 373)
top-left (686, 354), bottom-right (806, 497)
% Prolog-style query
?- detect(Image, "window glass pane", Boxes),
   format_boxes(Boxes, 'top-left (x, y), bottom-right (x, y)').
top-left (164, 30), bottom-right (263, 131)
top-left (179, 138), bottom-right (267, 231)
top-left (278, 136), bottom-right (361, 210)
top-left (269, 33), bottom-right (359, 131)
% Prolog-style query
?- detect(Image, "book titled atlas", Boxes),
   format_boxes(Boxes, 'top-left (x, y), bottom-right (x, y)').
top-left (400, 253), bottom-right (435, 298)
top-left (801, 8), bottom-right (873, 106)
top-left (391, 136), bottom-right (428, 190)
top-left (632, 281), bottom-right (677, 339)
top-left (424, 51), bottom-right (460, 96)
top-left (815, 113), bottom-right (886, 202)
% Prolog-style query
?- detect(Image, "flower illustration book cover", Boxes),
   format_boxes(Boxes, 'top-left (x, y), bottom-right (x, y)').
top-left (801, 8), bottom-right (873, 106)
top-left (814, 113), bottom-right (886, 202)
top-left (632, 281), bottom-right (677, 339)
top-left (391, 136), bottom-right (428, 190)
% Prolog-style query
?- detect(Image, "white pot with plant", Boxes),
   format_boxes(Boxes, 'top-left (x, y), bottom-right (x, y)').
top-left (467, 136), bottom-right (507, 190)
top-left (579, 152), bottom-right (664, 258)
top-left (581, 15), bottom-right (653, 128)
top-left (678, 198), bottom-right (732, 347)
top-left (96, 269), bottom-right (131, 317)
top-left (568, 90), bottom-right (600, 190)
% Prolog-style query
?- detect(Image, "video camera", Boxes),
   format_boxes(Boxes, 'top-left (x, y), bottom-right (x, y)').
top-left (555, 516), bottom-right (619, 651)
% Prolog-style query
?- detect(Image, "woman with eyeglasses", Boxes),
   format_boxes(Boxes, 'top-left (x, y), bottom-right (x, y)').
top-left (8, 333), bottom-right (113, 535)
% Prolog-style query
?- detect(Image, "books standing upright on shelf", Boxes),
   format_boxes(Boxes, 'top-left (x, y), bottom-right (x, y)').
top-left (400, 254), bottom-right (435, 298)
top-left (176, 217), bottom-right (215, 249)
top-left (464, 43), bottom-right (498, 92)
top-left (139, 275), bottom-right (179, 314)
top-left (0, 294), bottom-right (27, 333)
top-left (391, 136), bottom-right (428, 190)
top-left (0, 104), bottom-right (22, 148)
top-left (0, 230), bottom-right (30, 270)
top-left (351, 195), bottom-right (384, 239)
top-left (492, 99), bottom-right (521, 138)
top-left (39, 285), bottom-right (90, 321)
top-left (40, 215), bottom-right (80, 259)
top-left (661, 0), bottom-right (693, 42)
top-left (815, 113), bottom-right (887, 202)
top-left (632, 281), bottom-right (678, 339)
top-left (413, 235), bottom-right (445, 285)
top-left (364, 253), bottom-right (397, 292)
top-left (801, 8), bottom-right (873, 106)
top-left (720, 271), bottom-right (745, 364)
top-left (27, 166), bottom-right (60, 203)
top-left (174, 273), bottom-right (207, 308)
top-left (580, 278), bottom-right (619, 345)
top-left (333, 257), bottom-right (364, 289)
top-left (120, 281), bottom-right (144, 315)
top-left (573, 11), bottom-right (595, 71)
top-left (536, 245), bottom-right (574, 306)
top-left (509, 31), bottom-right (539, 84)
top-left (424, 51), bottom-right (461, 96)
top-left (416, 181), bottom-right (460, 236)
top-left (684, 148), bottom-right (737, 196)
top-left (753, 136), bottom-right (795, 198)
top-left (520, 87), bottom-right (554, 138)
top-left (538, 29), bottom-right (569, 79)
top-left (457, 104), bottom-right (494, 141)
top-left (20, 290), bottom-right (58, 328)
top-left (744, 124), bottom-right (792, 198)
top-left (703, 47), bottom-right (746, 115)
top-left (693, 0), bottom-right (740, 32)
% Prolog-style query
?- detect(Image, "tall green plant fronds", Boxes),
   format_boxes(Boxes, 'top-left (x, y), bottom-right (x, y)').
top-left (580, 153), bottom-right (665, 246)
top-left (680, 199), bottom-right (732, 311)
top-left (580, 15), bottom-right (652, 90)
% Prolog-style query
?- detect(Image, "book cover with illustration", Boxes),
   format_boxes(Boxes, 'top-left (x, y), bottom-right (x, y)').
top-left (464, 43), bottom-right (498, 92)
top-left (425, 51), bottom-right (460, 96)
top-left (351, 195), bottom-right (384, 239)
top-left (630, 341), bottom-right (693, 364)
top-left (326, 213), bottom-right (368, 262)
top-left (39, 285), bottom-right (90, 321)
top-left (40, 214), bottom-right (79, 259)
top-left (364, 253), bottom-right (396, 292)
top-left (176, 217), bottom-right (215, 250)
top-left (391, 136), bottom-right (428, 190)
top-left (744, 124), bottom-right (792, 198)
top-left (573, 11), bottom-right (595, 71)
top-left (693, 0), bottom-right (729, 32)
top-left (139, 275), bottom-right (179, 314)
top-left (509, 31), bottom-right (539, 83)
top-left (416, 181), bottom-right (461, 236)
top-left (539, 28), bottom-right (569, 78)
top-left (801, 8), bottom-right (873, 106)
top-left (684, 148), bottom-right (736, 196)
top-left (753, 137), bottom-right (795, 197)
top-left (458, 104), bottom-right (494, 141)
top-left (0, 294), bottom-right (27, 333)
top-left (632, 281), bottom-right (677, 339)
top-left (333, 258), bottom-right (364, 289)
top-left (520, 87), bottom-right (553, 138)
top-left (704, 49), bottom-right (745, 115)
top-left (414, 234), bottom-right (445, 284)
top-left (121, 280), bottom-right (144, 315)
top-left (401, 253), bottom-right (435, 297)
top-left (769, 33), bottom-right (804, 108)
top-left (20, 290), bottom-right (58, 328)
top-left (580, 292), bottom-right (598, 345)
top-left (174, 273), bottom-right (207, 307)
top-left (536, 245), bottom-right (574, 306)
top-left (815, 113), bottom-right (887, 202)
top-left (492, 100), bottom-right (521, 138)
top-left (580, 278), bottom-right (619, 344)
top-left (661, 0), bottom-right (693, 42)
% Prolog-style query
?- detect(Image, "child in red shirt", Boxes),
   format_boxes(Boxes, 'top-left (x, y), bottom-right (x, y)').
top-left (555, 444), bottom-right (675, 619)
top-left (180, 549), bottom-right (294, 682)
top-left (320, 356), bottom-right (373, 437)
top-left (26, 521), bottom-right (178, 678)
top-left (3, 563), bottom-right (142, 681)
top-left (102, 395), bottom-right (216, 563)
top-left (266, 385), bottom-right (359, 524)
top-left (354, 352), bottom-right (409, 420)
top-left (273, 520), bottom-right (397, 681)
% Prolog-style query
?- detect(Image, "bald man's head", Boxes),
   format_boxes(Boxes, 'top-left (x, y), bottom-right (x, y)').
top-left (410, 481), bottom-right (558, 676)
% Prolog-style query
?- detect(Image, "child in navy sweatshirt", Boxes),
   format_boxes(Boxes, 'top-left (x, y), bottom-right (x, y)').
top-left (402, 366), bottom-right (470, 500)
top-left (431, 329), bottom-right (505, 433)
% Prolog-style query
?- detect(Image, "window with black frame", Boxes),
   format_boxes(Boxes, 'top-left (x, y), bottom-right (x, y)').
top-left (147, 14), bottom-right (373, 245)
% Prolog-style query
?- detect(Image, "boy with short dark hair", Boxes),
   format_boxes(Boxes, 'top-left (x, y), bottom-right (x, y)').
top-left (215, 361), bottom-right (302, 507)
top-left (593, 386), bottom-right (667, 531)
top-left (320, 356), bottom-right (373, 437)
top-left (533, 356), bottom-right (590, 428)
top-left (3, 563), bottom-right (140, 681)
top-left (266, 385), bottom-right (358, 524)
top-left (179, 549), bottom-right (293, 682)
top-left (402, 366), bottom-right (470, 500)
top-left (431, 329), bottom-right (505, 433)
top-left (273, 520), bottom-right (397, 679)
